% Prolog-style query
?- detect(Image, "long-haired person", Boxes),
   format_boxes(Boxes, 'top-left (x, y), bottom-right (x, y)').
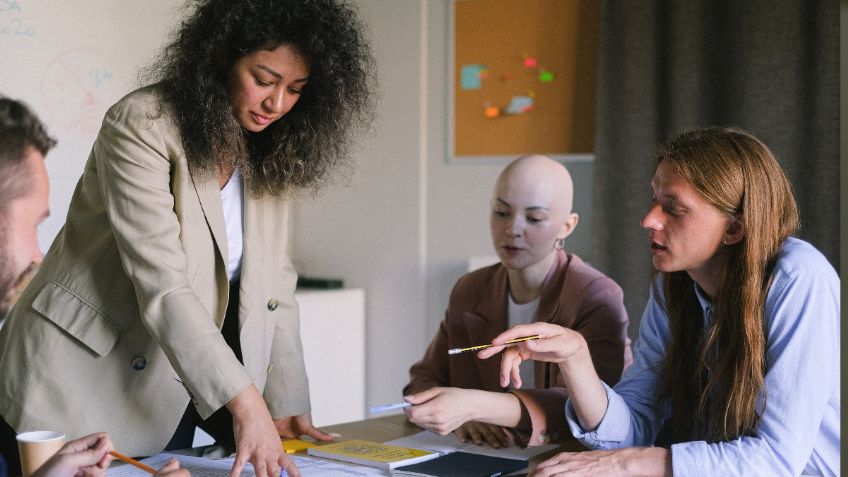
top-left (0, 2), bottom-right (375, 476)
top-left (481, 127), bottom-right (839, 476)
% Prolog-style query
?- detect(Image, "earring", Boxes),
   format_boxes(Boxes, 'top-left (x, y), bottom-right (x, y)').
top-left (555, 238), bottom-right (566, 250)
top-left (722, 239), bottom-right (728, 247)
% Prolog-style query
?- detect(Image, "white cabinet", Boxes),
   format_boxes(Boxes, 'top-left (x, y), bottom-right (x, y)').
top-left (296, 288), bottom-right (366, 426)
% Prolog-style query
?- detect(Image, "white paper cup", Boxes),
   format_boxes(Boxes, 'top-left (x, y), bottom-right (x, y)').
top-left (16, 431), bottom-right (65, 476)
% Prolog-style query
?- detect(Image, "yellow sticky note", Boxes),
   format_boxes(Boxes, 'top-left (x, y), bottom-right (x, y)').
top-left (282, 438), bottom-right (316, 454)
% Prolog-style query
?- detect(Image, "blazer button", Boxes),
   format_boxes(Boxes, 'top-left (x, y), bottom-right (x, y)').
top-left (131, 357), bottom-right (147, 371)
top-left (267, 299), bottom-right (279, 311)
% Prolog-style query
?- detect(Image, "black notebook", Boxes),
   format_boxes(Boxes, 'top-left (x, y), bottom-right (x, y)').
top-left (392, 451), bottom-right (526, 477)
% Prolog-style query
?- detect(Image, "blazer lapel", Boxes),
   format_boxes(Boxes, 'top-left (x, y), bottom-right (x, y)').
top-left (188, 168), bottom-right (229, 314)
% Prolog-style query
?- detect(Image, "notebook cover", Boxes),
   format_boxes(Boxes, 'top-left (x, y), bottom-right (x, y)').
top-left (392, 451), bottom-right (527, 476)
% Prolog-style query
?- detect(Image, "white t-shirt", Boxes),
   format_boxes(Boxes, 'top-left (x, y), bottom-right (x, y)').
top-left (220, 169), bottom-right (244, 282)
top-left (507, 293), bottom-right (540, 388)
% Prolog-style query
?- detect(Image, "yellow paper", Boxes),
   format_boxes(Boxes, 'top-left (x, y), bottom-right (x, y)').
top-left (281, 438), bottom-right (316, 454)
top-left (307, 439), bottom-right (437, 469)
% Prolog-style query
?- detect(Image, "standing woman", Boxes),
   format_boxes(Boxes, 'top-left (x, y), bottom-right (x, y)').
top-left (481, 127), bottom-right (839, 476)
top-left (0, 1), bottom-right (375, 476)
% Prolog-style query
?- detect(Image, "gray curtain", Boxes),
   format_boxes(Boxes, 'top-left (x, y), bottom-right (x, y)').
top-left (592, 1), bottom-right (839, 335)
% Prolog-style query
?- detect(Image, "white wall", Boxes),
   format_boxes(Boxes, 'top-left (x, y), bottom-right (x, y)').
top-left (0, 0), bottom-right (184, 250)
top-left (293, 1), bottom-right (596, 412)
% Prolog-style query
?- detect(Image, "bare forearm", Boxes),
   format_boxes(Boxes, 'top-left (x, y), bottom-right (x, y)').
top-left (558, 341), bottom-right (608, 431)
top-left (467, 390), bottom-right (523, 428)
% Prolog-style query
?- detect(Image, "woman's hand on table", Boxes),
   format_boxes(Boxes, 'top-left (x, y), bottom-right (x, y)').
top-left (227, 385), bottom-right (299, 477)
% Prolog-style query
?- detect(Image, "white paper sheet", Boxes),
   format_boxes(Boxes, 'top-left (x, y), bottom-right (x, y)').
top-left (107, 452), bottom-right (391, 477)
top-left (385, 430), bottom-right (558, 461)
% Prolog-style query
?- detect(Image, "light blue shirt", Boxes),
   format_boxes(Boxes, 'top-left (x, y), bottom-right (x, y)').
top-left (565, 238), bottom-right (840, 476)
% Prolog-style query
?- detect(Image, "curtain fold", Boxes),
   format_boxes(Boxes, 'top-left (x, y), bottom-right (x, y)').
top-left (593, 1), bottom-right (839, 333)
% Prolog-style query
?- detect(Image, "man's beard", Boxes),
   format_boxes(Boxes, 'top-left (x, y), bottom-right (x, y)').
top-left (0, 220), bottom-right (39, 322)
top-left (0, 261), bottom-right (37, 322)
top-left (0, 242), bottom-right (14, 321)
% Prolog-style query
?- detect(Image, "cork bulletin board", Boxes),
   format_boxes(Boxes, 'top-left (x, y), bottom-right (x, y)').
top-left (448, 0), bottom-right (598, 163)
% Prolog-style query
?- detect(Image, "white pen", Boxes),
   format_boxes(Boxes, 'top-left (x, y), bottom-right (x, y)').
top-left (369, 401), bottom-right (412, 413)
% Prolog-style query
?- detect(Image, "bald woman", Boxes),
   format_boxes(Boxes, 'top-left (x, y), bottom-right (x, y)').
top-left (403, 155), bottom-right (632, 448)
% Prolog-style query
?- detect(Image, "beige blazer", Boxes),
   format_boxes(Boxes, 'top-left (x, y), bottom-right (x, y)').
top-left (0, 86), bottom-right (310, 456)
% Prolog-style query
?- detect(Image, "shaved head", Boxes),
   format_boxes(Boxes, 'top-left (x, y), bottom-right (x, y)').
top-left (489, 155), bottom-right (580, 280)
top-left (494, 154), bottom-right (575, 215)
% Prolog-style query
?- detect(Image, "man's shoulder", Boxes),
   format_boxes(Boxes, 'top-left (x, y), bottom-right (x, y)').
top-left (774, 237), bottom-right (838, 280)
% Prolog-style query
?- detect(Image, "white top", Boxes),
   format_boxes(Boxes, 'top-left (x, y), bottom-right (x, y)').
top-left (508, 294), bottom-right (540, 387)
top-left (220, 169), bottom-right (244, 282)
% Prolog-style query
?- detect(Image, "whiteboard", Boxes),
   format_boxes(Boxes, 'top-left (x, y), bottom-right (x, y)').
top-left (0, 0), bottom-right (186, 249)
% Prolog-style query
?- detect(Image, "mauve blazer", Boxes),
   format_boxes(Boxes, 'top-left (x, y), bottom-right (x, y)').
top-left (0, 86), bottom-right (310, 456)
top-left (404, 251), bottom-right (632, 447)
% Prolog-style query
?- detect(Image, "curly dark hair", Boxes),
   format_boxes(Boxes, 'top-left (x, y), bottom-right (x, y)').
top-left (0, 96), bottom-right (56, 205)
top-left (145, 0), bottom-right (376, 196)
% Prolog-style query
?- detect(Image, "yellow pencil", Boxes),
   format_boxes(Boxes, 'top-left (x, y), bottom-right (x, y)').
top-left (109, 450), bottom-right (157, 474)
top-left (447, 335), bottom-right (541, 355)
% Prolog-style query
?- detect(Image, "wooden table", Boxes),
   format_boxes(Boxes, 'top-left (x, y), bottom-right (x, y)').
top-left (321, 414), bottom-right (586, 474)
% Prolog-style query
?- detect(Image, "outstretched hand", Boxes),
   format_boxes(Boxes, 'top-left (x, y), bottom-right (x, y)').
top-left (228, 385), bottom-right (299, 477)
top-left (477, 322), bottom-right (586, 389)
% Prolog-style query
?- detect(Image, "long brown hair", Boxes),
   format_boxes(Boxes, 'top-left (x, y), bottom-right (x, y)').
top-left (654, 127), bottom-right (799, 443)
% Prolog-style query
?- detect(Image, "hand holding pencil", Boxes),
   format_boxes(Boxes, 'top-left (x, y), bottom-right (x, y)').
top-left (27, 432), bottom-right (189, 477)
top-left (477, 322), bottom-right (589, 389)
top-left (447, 335), bottom-right (541, 355)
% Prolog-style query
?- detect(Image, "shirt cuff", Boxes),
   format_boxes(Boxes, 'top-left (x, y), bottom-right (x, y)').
top-left (670, 441), bottom-right (711, 477)
top-left (565, 381), bottom-right (630, 449)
